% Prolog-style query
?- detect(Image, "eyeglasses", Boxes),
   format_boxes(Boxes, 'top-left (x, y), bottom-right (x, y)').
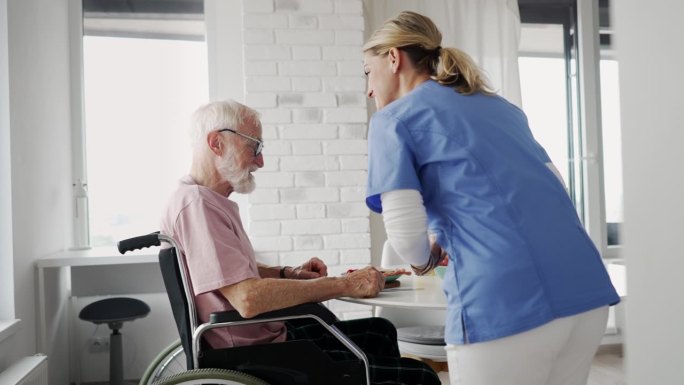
top-left (218, 128), bottom-right (264, 157)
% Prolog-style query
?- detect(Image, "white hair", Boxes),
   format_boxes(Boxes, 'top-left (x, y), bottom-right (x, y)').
top-left (189, 100), bottom-right (261, 150)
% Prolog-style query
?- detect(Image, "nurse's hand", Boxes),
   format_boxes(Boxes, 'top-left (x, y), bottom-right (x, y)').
top-left (432, 242), bottom-right (450, 266)
top-left (412, 239), bottom-right (449, 275)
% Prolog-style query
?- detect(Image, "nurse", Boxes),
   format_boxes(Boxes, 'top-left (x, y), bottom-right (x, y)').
top-left (363, 11), bottom-right (620, 385)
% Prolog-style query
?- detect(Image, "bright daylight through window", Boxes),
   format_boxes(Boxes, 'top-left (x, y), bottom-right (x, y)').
top-left (82, 10), bottom-right (208, 246)
top-left (600, 59), bottom-right (622, 246)
top-left (518, 20), bottom-right (622, 250)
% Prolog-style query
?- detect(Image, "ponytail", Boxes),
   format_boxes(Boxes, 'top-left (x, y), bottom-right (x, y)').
top-left (435, 47), bottom-right (494, 95)
top-left (364, 11), bottom-right (495, 96)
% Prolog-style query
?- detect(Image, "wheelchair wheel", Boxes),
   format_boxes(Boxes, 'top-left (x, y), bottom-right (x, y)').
top-left (140, 339), bottom-right (186, 385)
top-left (152, 368), bottom-right (270, 385)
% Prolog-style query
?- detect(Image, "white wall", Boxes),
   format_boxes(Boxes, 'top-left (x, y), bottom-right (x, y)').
top-left (5, 0), bottom-right (73, 382)
top-left (0, 0), bottom-right (21, 373)
top-left (615, 1), bottom-right (684, 384)
top-left (0, 0), bottom-right (22, 372)
top-left (242, 1), bottom-right (371, 269)
top-left (0, 0), bottom-right (14, 322)
top-left (239, 0), bottom-right (373, 319)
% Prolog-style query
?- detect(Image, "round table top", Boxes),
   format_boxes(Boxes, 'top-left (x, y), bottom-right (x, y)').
top-left (339, 261), bottom-right (627, 310)
top-left (339, 274), bottom-right (447, 310)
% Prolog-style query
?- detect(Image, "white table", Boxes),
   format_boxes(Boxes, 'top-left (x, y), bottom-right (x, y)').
top-left (339, 274), bottom-right (449, 365)
top-left (35, 246), bottom-right (165, 383)
top-left (340, 261), bottom-right (626, 309)
top-left (339, 274), bottom-right (447, 310)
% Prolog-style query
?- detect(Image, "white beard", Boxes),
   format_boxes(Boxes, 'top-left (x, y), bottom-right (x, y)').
top-left (216, 152), bottom-right (257, 194)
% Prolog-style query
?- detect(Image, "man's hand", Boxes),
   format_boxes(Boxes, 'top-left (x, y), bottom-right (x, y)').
top-left (343, 266), bottom-right (384, 298)
top-left (289, 257), bottom-right (328, 279)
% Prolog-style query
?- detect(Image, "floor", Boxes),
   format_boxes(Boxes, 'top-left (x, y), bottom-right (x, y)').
top-left (83, 345), bottom-right (625, 385)
top-left (587, 345), bottom-right (626, 385)
top-left (435, 344), bottom-right (625, 385)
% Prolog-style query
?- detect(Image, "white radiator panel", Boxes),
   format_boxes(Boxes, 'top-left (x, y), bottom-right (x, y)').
top-left (0, 355), bottom-right (48, 385)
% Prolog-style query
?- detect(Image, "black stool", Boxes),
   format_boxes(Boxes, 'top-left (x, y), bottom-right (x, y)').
top-left (79, 297), bottom-right (150, 385)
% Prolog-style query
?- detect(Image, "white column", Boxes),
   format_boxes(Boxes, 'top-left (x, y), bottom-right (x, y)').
top-left (616, 1), bottom-right (684, 383)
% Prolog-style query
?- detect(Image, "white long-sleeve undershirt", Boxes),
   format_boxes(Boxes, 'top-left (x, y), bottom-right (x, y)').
top-left (380, 189), bottom-right (431, 267)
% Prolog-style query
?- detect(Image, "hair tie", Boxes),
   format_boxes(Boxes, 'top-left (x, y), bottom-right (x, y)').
top-left (431, 46), bottom-right (442, 59)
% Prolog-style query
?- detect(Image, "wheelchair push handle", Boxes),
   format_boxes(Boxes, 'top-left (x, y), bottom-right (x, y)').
top-left (117, 232), bottom-right (161, 254)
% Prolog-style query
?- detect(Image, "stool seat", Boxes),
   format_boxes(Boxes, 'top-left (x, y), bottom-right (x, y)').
top-left (79, 297), bottom-right (150, 325)
top-left (79, 297), bottom-right (150, 385)
top-left (397, 325), bottom-right (446, 346)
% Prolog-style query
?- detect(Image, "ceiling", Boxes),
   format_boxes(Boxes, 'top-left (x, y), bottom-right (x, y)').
top-left (81, 0), bottom-right (611, 42)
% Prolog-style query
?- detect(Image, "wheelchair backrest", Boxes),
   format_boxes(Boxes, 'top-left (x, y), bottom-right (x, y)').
top-left (158, 247), bottom-right (195, 369)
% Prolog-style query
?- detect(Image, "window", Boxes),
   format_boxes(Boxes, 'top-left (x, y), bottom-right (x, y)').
top-left (518, 17), bottom-right (583, 214)
top-left (77, 0), bottom-right (208, 246)
top-left (519, 24), bottom-right (570, 186)
top-left (600, 59), bottom-right (622, 246)
top-left (518, 0), bottom-right (620, 255)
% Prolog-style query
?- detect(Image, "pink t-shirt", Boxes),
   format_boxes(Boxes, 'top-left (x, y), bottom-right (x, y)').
top-left (160, 175), bottom-right (286, 348)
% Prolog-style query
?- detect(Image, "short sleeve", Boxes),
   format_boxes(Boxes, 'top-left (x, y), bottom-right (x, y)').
top-left (366, 112), bottom-right (421, 213)
top-left (519, 110), bottom-right (552, 164)
top-left (535, 141), bottom-right (552, 163)
top-left (174, 198), bottom-right (257, 294)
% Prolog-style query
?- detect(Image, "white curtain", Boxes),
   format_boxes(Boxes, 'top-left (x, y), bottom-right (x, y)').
top-left (363, 0), bottom-right (522, 107)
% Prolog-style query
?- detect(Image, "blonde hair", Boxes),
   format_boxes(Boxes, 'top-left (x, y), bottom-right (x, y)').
top-left (363, 11), bottom-right (494, 95)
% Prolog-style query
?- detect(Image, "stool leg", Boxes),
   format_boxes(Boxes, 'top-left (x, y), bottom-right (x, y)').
top-left (110, 329), bottom-right (124, 385)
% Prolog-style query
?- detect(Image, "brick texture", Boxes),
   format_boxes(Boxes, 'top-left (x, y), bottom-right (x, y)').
top-left (243, 0), bottom-right (369, 319)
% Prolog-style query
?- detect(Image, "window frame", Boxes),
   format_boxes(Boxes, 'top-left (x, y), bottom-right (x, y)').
top-left (1, 0), bottom-right (15, 319)
top-left (69, 0), bottom-right (88, 249)
top-left (577, 0), bottom-right (622, 259)
top-left (68, 0), bottom-right (246, 248)
top-left (520, 0), bottom-right (619, 259)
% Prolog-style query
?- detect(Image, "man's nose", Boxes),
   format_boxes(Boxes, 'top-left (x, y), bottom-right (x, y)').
top-left (255, 152), bottom-right (264, 168)
top-left (367, 89), bottom-right (374, 99)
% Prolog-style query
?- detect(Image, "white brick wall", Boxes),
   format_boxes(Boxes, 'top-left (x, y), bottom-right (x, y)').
top-left (242, 0), bottom-right (370, 301)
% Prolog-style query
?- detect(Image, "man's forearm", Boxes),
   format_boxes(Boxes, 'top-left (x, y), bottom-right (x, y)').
top-left (220, 276), bottom-right (349, 318)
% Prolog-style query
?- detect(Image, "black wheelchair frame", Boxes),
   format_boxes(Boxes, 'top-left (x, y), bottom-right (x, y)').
top-left (118, 232), bottom-right (371, 385)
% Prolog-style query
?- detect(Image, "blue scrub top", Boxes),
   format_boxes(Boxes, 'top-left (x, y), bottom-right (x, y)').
top-left (366, 80), bottom-right (619, 344)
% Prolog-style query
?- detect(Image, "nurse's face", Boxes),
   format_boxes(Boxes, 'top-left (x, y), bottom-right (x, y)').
top-left (363, 51), bottom-right (399, 111)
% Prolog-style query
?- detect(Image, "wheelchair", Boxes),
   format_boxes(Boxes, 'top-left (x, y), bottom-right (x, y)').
top-left (118, 232), bottom-right (371, 385)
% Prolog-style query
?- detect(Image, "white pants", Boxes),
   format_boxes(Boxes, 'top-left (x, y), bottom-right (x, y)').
top-left (446, 306), bottom-right (609, 385)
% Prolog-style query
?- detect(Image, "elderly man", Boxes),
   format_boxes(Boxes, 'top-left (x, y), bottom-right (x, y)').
top-left (160, 100), bottom-right (440, 385)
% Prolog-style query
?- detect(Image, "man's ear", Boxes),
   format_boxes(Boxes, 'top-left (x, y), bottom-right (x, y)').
top-left (388, 47), bottom-right (401, 74)
top-left (207, 131), bottom-right (223, 156)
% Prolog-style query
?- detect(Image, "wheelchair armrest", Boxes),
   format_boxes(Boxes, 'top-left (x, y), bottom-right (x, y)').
top-left (209, 302), bottom-right (338, 325)
top-left (203, 303), bottom-right (371, 384)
